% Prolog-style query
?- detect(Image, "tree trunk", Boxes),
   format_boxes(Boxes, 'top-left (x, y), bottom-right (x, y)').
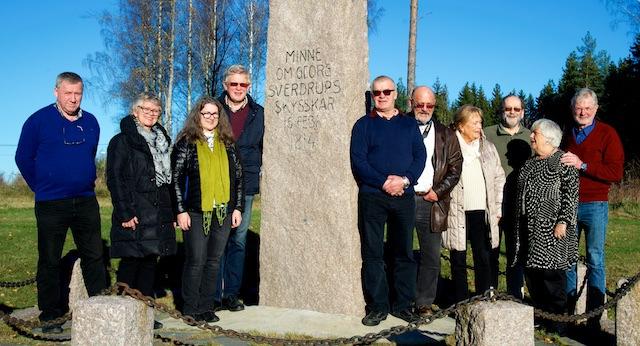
top-left (187, 0), bottom-right (193, 111)
top-left (165, 0), bottom-right (176, 135)
top-left (407, 0), bottom-right (418, 98)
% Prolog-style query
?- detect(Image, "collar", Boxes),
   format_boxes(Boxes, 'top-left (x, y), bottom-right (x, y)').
top-left (54, 102), bottom-right (83, 120)
top-left (573, 120), bottom-right (596, 136)
top-left (225, 95), bottom-right (248, 113)
top-left (496, 123), bottom-right (523, 135)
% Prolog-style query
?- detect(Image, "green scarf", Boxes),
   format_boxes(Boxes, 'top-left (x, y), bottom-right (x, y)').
top-left (196, 133), bottom-right (230, 234)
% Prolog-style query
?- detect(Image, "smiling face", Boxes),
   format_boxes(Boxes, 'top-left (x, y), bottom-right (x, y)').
top-left (223, 72), bottom-right (250, 103)
top-left (411, 87), bottom-right (436, 123)
top-left (502, 95), bottom-right (524, 129)
top-left (459, 113), bottom-right (483, 143)
top-left (371, 78), bottom-right (397, 113)
top-left (573, 96), bottom-right (598, 129)
top-left (529, 127), bottom-right (548, 155)
top-left (133, 101), bottom-right (161, 130)
top-left (54, 80), bottom-right (83, 117)
top-left (199, 103), bottom-right (219, 132)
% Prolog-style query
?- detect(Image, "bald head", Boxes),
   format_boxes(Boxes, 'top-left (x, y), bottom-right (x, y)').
top-left (411, 86), bottom-right (436, 123)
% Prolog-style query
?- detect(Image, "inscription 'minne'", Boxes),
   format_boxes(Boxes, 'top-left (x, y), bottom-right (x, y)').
top-left (286, 48), bottom-right (322, 64)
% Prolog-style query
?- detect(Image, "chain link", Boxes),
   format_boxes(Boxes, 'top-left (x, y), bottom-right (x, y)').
top-left (0, 277), bottom-right (36, 288)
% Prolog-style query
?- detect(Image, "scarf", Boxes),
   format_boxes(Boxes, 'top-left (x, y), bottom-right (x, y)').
top-left (456, 130), bottom-right (481, 167)
top-left (135, 118), bottom-right (172, 186)
top-left (196, 131), bottom-right (230, 234)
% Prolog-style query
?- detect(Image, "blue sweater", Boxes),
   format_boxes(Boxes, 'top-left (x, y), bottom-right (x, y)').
top-left (15, 104), bottom-right (100, 202)
top-left (350, 113), bottom-right (426, 194)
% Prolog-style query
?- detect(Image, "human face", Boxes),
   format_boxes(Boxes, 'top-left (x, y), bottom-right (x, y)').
top-left (411, 87), bottom-right (436, 123)
top-left (133, 101), bottom-right (161, 130)
top-left (459, 113), bottom-right (483, 143)
top-left (573, 97), bottom-right (598, 129)
top-left (372, 79), bottom-right (397, 113)
top-left (502, 96), bottom-right (524, 129)
top-left (529, 127), bottom-right (548, 156)
top-left (223, 73), bottom-right (250, 103)
top-left (54, 81), bottom-right (83, 117)
top-left (199, 103), bottom-right (219, 132)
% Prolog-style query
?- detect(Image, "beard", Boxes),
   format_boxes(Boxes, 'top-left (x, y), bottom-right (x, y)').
top-left (503, 115), bottom-right (521, 129)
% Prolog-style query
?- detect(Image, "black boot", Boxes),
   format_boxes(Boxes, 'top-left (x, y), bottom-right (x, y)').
top-left (566, 293), bottom-right (577, 315)
top-left (585, 286), bottom-right (605, 330)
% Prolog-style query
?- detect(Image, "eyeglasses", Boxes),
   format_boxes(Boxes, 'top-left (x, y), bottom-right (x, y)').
top-left (372, 89), bottom-right (394, 97)
top-left (201, 111), bottom-right (219, 119)
top-left (227, 82), bottom-right (250, 88)
top-left (504, 107), bottom-right (522, 112)
top-left (63, 124), bottom-right (85, 145)
top-left (138, 106), bottom-right (161, 115)
top-left (414, 103), bottom-right (435, 110)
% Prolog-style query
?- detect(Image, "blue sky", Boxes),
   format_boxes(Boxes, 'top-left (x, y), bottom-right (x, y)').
top-left (0, 1), bottom-right (635, 177)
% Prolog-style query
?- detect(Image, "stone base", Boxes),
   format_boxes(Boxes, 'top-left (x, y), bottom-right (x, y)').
top-left (71, 296), bottom-right (153, 345)
top-left (68, 259), bottom-right (88, 312)
top-left (616, 278), bottom-right (640, 346)
top-left (456, 300), bottom-right (533, 346)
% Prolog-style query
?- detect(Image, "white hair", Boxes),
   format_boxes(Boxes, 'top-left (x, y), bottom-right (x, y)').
top-left (531, 118), bottom-right (563, 148)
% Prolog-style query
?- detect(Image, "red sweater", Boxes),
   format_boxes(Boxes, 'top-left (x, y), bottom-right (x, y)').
top-left (562, 121), bottom-right (624, 202)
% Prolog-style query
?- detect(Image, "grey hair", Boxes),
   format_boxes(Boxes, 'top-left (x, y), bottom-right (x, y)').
top-left (370, 75), bottom-right (395, 91)
top-left (55, 72), bottom-right (83, 88)
top-left (501, 94), bottom-right (523, 109)
top-left (531, 118), bottom-right (562, 148)
top-left (130, 93), bottom-right (162, 115)
top-left (571, 88), bottom-right (598, 108)
top-left (224, 64), bottom-right (251, 84)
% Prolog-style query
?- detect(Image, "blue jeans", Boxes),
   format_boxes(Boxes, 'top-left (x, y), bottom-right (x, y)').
top-left (216, 194), bottom-right (254, 301)
top-left (566, 201), bottom-right (609, 296)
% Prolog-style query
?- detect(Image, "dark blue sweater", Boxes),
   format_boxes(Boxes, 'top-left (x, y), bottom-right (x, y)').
top-left (15, 104), bottom-right (100, 202)
top-left (350, 113), bottom-right (426, 194)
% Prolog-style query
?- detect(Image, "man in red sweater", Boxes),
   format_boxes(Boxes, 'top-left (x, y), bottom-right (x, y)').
top-left (560, 88), bottom-right (624, 330)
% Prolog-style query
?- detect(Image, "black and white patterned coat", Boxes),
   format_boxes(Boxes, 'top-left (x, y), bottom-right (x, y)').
top-left (513, 150), bottom-right (579, 270)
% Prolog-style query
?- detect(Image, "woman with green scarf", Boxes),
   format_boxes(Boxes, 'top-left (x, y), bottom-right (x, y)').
top-left (172, 96), bottom-right (244, 323)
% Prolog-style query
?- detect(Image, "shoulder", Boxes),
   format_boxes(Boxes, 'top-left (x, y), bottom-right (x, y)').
top-left (25, 104), bottom-right (57, 124)
top-left (248, 95), bottom-right (264, 114)
top-left (484, 124), bottom-right (499, 133)
top-left (596, 121), bottom-right (621, 138)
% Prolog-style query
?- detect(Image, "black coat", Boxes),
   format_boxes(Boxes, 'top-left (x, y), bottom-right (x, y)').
top-left (106, 116), bottom-right (177, 258)
top-left (218, 93), bottom-right (264, 195)
top-left (171, 137), bottom-right (244, 214)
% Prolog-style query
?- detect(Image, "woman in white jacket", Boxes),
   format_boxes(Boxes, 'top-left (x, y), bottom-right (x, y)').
top-left (441, 105), bottom-right (505, 303)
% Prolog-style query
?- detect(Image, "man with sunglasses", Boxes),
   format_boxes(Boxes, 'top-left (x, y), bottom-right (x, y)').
top-left (350, 75), bottom-right (426, 326)
top-left (483, 95), bottom-right (532, 299)
top-left (408, 86), bottom-right (462, 316)
top-left (215, 64), bottom-right (264, 312)
top-left (15, 72), bottom-right (107, 334)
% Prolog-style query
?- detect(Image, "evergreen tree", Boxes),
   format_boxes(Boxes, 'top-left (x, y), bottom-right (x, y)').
top-left (433, 78), bottom-right (452, 125)
top-left (394, 78), bottom-right (410, 113)
top-left (476, 86), bottom-right (493, 125)
top-left (490, 83), bottom-right (503, 125)
top-left (524, 94), bottom-right (536, 128)
top-left (558, 52), bottom-right (581, 95)
top-left (454, 82), bottom-right (475, 108)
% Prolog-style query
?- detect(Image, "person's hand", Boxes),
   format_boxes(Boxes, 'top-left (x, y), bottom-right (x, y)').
top-left (560, 151), bottom-right (583, 170)
top-left (553, 222), bottom-right (567, 239)
top-left (177, 212), bottom-right (191, 231)
top-left (231, 209), bottom-right (242, 228)
top-left (383, 175), bottom-right (405, 196)
top-left (121, 216), bottom-right (139, 230)
top-left (424, 189), bottom-right (439, 202)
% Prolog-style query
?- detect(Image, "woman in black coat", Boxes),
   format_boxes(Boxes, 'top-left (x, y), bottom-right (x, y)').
top-left (172, 96), bottom-right (244, 323)
top-left (106, 94), bottom-right (177, 328)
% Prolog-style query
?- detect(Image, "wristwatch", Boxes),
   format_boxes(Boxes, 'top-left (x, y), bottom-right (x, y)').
top-left (580, 162), bottom-right (587, 171)
top-left (402, 176), bottom-right (410, 189)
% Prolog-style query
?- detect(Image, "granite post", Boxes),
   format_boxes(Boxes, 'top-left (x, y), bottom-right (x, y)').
top-left (574, 263), bottom-right (607, 324)
top-left (68, 259), bottom-right (89, 312)
top-left (260, 0), bottom-right (368, 315)
top-left (455, 300), bottom-right (534, 346)
top-left (616, 278), bottom-right (640, 346)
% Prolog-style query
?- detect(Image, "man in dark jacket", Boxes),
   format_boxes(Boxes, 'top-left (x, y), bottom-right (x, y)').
top-left (408, 86), bottom-right (462, 316)
top-left (216, 64), bottom-right (264, 311)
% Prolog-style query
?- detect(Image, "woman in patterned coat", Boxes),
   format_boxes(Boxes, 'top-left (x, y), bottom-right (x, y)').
top-left (514, 118), bottom-right (579, 330)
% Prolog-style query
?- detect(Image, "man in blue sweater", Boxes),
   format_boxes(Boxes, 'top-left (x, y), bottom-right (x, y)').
top-left (15, 72), bottom-right (107, 334)
top-left (350, 75), bottom-right (426, 326)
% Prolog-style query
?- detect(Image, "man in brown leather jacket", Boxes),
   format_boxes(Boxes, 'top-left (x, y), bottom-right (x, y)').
top-left (409, 86), bottom-right (463, 316)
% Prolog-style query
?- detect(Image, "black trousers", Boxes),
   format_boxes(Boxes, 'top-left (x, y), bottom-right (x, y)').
top-left (525, 267), bottom-right (567, 315)
top-left (358, 192), bottom-right (416, 314)
top-left (35, 196), bottom-right (107, 321)
top-left (415, 198), bottom-right (442, 307)
top-left (117, 255), bottom-right (158, 297)
top-left (449, 210), bottom-right (493, 302)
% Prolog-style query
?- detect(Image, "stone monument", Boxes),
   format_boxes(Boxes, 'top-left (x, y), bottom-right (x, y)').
top-left (260, 0), bottom-right (368, 316)
top-left (616, 278), bottom-right (640, 346)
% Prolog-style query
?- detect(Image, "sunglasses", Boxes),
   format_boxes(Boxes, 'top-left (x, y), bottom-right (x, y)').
top-left (504, 107), bottom-right (522, 112)
top-left (414, 103), bottom-right (435, 110)
top-left (372, 89), bottom-right (394, 96)
top-left (227, 82), bottom-right (249, 88)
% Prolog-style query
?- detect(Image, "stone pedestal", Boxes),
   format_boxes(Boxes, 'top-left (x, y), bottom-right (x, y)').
top-left (260, 0), bottom-right (368, 316)
top-left (71, 296), bottom-right (153, 346)
top-left (616, 278), bottom-right (640, 346)
top-left (68, 259), bottom-right (89, 312)
top-left (456, 300), bottom-right (533, 346)
top-left (573, 263), bottom-right (607, 324)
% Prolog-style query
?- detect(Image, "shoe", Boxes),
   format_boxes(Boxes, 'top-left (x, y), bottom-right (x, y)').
top-left (415, 305), bottom-right (434, 317)
top-left (153, 320), bottom-right (163, 329)
top-left (222, 295), bottom-right (245, 312)
top-left (197, 311), bottom-right (220, 323)
top-left (41, 323), bottom-right (63, 334)
top-left (391, 308), bottom-right (421, 324)
top-left (362, 311), bottom-right (387, 326)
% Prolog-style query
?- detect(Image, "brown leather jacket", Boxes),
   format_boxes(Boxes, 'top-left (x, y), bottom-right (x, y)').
top-left (410, 114), bottom-right (463, 232)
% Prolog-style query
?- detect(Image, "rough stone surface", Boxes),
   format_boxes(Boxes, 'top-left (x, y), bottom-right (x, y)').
top-left (574, 263), bottom-right (607, 324)
top-left (616, 278), bottom-right (640, 346)
top-left (455, 300), bottom-right (534, 346)
top-left (260, 0), bottom-right (368, 316)
top-left (72, 296), bottom-right (153, 346)
top-left (68, 259), bottom-right (89, 312)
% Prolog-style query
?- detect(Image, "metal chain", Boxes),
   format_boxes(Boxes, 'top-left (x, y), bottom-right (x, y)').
top-left (0, 277), bottom-right (36, 288)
